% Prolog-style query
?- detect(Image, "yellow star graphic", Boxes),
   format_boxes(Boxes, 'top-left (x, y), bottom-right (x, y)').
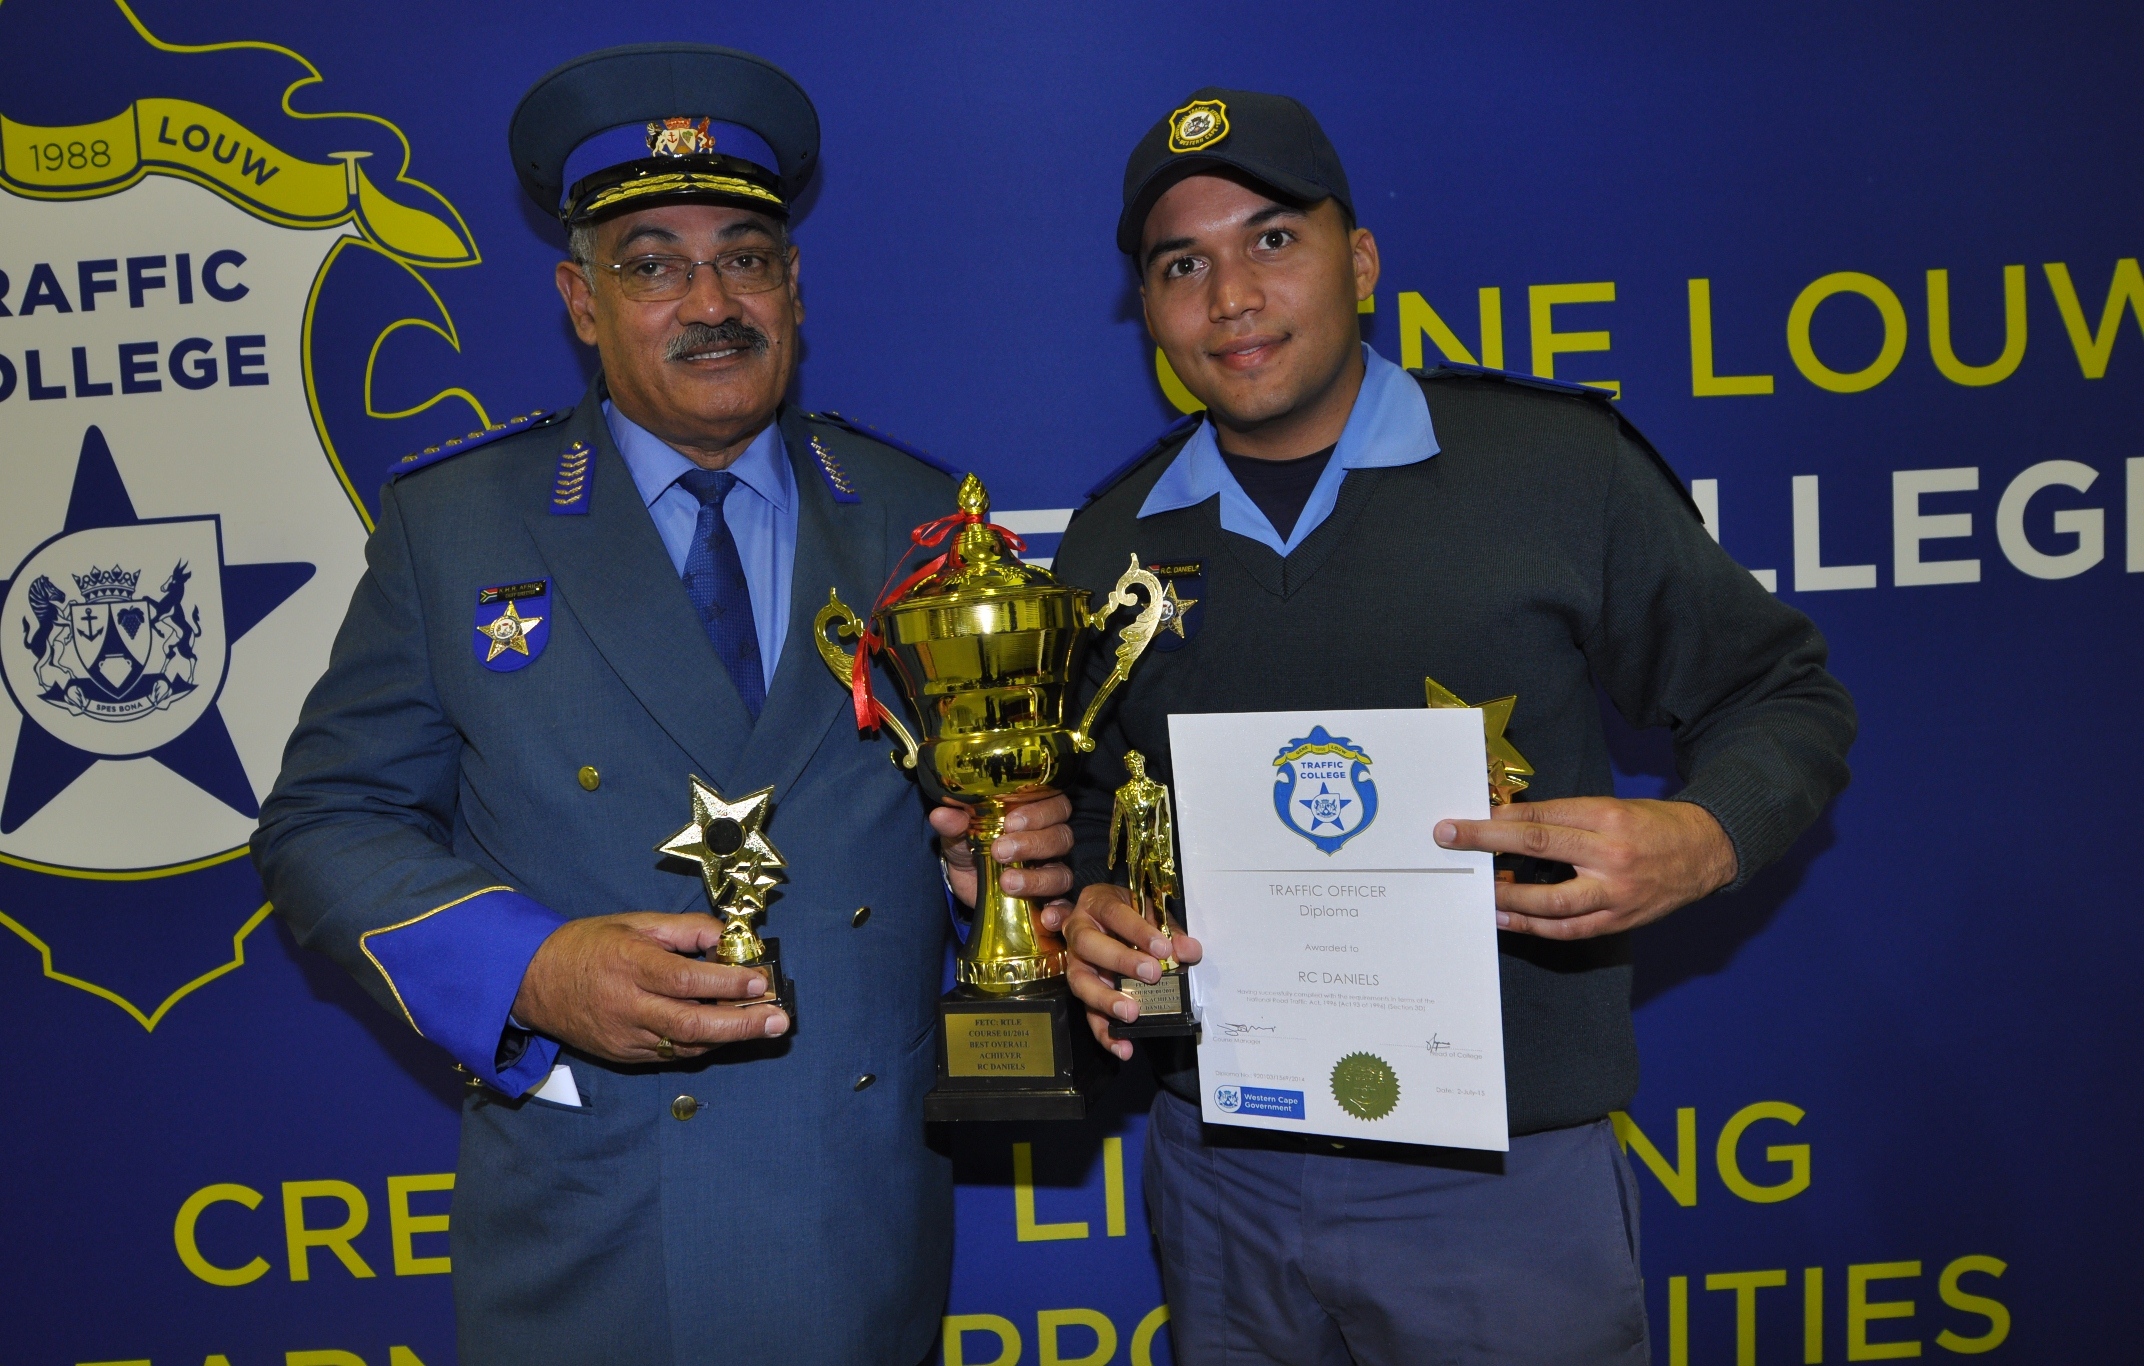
top-left (480, 600), bottom-right (544, 661)
top-left (1424, 676), bottom-right (1535, 805)
top-left (1157, 579), bottom-right (1199, 639)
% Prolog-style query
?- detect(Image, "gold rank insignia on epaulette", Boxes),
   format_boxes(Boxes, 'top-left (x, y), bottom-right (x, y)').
top-left (550, 442), bottom-right (593, 515)
top-left (808, 433), bottom-right (859, 504)
top-left (389, 411), bottom-right (559, 481)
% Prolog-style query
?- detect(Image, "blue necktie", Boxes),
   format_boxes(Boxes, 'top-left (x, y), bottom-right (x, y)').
top-left (677, 468), bottom-right (765, 719)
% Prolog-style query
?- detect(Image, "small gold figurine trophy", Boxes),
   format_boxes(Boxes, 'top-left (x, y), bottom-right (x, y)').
top-left (1425, 676), bottom-right (1537, 884)
top-left (815, 474), bottom-right (1165, 1120)
top-left (657, 776), bottom-right (796, 1016)
top-left (1107, 750), bottom-right (1198, 1040)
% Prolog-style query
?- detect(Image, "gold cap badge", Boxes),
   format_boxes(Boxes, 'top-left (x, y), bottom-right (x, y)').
top-left (1167, 98), bottom-right (1230, 154)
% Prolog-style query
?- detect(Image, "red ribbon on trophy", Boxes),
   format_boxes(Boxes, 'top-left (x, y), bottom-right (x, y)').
top-left (847, 507), bottom-right (1029, 735)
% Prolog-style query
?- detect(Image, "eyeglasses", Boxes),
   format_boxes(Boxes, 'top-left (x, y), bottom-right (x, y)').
top-left (599, 246), bottom-right (793, 301)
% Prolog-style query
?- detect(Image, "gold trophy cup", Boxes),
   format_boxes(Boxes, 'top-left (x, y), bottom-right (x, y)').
top-left (815, 474), bottom-right (1164, 1120)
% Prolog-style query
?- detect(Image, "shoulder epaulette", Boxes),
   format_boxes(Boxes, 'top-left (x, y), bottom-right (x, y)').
top-left (1082, 411), bottom-right (1202, 506)
top-left (1413, 362), bottom-right (1611, 401)
top-left (390, 410), bottom-right (565, 480)
top-left (810, 411), bottom-right (961, 478)
top-left (1414, 365), bottom-right (1700, 522)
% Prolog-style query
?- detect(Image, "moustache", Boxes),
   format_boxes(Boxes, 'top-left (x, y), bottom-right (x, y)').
top-left (665, 319), bottom-right (771, 362)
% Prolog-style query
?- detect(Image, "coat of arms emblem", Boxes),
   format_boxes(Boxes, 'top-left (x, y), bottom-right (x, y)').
top-left (1272, 726), bottom-right (1378, 855)
top-left (646, 116), bottom-right (716, 158)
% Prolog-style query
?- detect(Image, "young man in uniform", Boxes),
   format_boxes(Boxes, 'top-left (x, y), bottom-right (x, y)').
top-left (1050, 87), bottom-right (1855, 1364)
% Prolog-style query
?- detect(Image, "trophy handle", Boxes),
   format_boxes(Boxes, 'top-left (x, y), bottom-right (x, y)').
top-left (1068, 555), bottom-right (1166, 753)
top-left (813, 590), bottom-right (921, 770)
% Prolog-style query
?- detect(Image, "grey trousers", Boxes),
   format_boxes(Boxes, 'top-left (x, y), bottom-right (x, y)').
top-left (1145, 1090), bottom-right (1651, 1365)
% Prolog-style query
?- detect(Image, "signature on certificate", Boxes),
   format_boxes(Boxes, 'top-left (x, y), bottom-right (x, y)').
top-left (1216, 1021), bottom-right (1278, 1038)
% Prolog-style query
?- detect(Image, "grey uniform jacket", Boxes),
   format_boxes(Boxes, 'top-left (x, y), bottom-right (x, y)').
top-left (254, 381), bottom-right (958, 1366)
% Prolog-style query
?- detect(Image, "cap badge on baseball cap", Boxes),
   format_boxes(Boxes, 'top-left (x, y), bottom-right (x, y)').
top-left (1167, 98), bottom-right (1230, 154)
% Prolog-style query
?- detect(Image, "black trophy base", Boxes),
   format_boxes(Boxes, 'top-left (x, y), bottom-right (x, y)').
top-left (725, 937), bottom-right (797, 1023)
top-left (1109, 968), bottom-right (1199, 1040)
top-left (925, 978), bottom-right (1113, 1122)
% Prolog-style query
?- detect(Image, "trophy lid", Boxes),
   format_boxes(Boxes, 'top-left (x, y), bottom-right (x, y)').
top-left (905, 474), bottom-right (1062, 599)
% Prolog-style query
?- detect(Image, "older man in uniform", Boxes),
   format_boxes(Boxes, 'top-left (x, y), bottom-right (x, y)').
top-left (254, 44), bottom-right (1070, 1365)
top-left (1051, 88), bottom-right (1855, 1364)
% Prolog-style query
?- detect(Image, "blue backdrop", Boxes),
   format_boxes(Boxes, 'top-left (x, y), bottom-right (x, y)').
top-left (3, 2), bottom-right (2138, 1362)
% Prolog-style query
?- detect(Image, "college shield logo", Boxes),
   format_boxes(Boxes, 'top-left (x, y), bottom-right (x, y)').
top-left (1273, 726), bottom-right (1378, 855)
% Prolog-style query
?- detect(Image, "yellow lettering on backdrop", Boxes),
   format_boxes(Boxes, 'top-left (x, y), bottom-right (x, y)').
top-left (0, 109), bottom-right (139, 189)
top-left (943, 1313), bottom-right (1021, 1366)
top-left (1687, 279), bottom-right (1775, 395)
top-left (1611, 1107), bottom-right (1698, 1206)
top-left (388, 1350), bottom-right (432, 1366)
top-left (2042, 258), bottom-right (2144, 378)
top-left (1934, 1256), bottom-right (2011, 1354)
top-left (1154, 348), bottom-right (1205, 415)
top-left (1926, 267), bottom-right (2026, 385)
top-left (286, 1354), bottom-right (367, 1366)
top-left (1397, 289), bottom-right (1503, 370)
top-left (1013, 1142), bottom-right (1088, 1241)
top-left (1130, 1305), bottom-right (1170, 1366)
top-left (1788, 272), bottom-right (1908, 392)
top-left (1716, 1101), bottom-right (1812, 1203)
top-left (1805, 1266), bottom-right (1826, 1364)
top-left (283, 1180), bottom-right (377, 1281)
top-left (1529, 281), bottom-right (1618, 396)
top-left (175, 1182), bottom-right (271, 1286)
top-left (1846, 1261), bottom-right (1921, 1361)
top-left (1707, 1269), bottom-right (1790, 1366)
top-left (1102, 1137), bottom-right (1128, 1237)
top-left (388, 1172), bottom-right (454, 1275)
top-left (1667, 1275), bottom-right (1690, 1366)
top-left (1039, 1308), bottom-right (1117, 1366)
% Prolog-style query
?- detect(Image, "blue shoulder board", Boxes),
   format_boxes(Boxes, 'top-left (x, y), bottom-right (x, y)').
top-left (811, 411), bottom-right (961, 478)
top-left (1083, 411), bottom-right (1202, 505)
top-left (1414, 362), bottom-right (1610, 400)
top-left (390, 410), bottom-right (564, 480)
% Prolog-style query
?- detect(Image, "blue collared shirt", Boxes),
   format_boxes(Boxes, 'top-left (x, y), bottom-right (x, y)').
top-left (1137, 344), bottom-right (1439, 554)
top-left (606, 402), bottom-right (796, 685)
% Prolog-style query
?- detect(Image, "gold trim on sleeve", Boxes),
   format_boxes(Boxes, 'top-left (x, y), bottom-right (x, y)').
top-left (358, 885), bottom-right (515, 1035)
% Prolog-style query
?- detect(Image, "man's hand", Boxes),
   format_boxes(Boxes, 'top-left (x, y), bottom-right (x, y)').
top-left (929, 793), bottom-right (1075, 906)
top-left (512, 912), bottom-right (790, 1064)
top-left (1050, 883), bottom-right (1204, 1062)
top-left (1434, 797), bottom-right (1738, 939)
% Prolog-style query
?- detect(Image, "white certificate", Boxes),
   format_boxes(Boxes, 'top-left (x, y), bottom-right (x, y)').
top-left (1169, 708), bottom-right (1509, 1151)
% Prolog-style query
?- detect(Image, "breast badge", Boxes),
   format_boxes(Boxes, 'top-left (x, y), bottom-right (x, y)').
top-left (473, 580), bottom-right (549, 671)
top-left (1147, 561), bottom-right (1202, 652)
top-left (1273, 726), bottom-right (1378, 855)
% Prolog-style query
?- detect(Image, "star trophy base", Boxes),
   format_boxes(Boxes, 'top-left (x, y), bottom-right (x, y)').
top-left (723, 937), bottom-right (797, 1022)
top-left (925, 978), bottom-right (1114, 1122)
top-left (1108, 967), bottom-right (1199, 1040)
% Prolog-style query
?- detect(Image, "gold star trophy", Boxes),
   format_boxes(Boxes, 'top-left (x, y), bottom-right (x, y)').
top-left (1107, 750), bottom-right (1198, 1040)
top-left (657, 776), bottom-right (796, 1016)
top-left (1424, 676), bottom-right (1536, 884)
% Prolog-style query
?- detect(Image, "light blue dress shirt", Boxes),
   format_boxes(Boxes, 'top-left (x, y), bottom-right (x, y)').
top-left (605, 402), bottom-right (795, 686)
top-left (1137, 344), bottom-right (1440, 555)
